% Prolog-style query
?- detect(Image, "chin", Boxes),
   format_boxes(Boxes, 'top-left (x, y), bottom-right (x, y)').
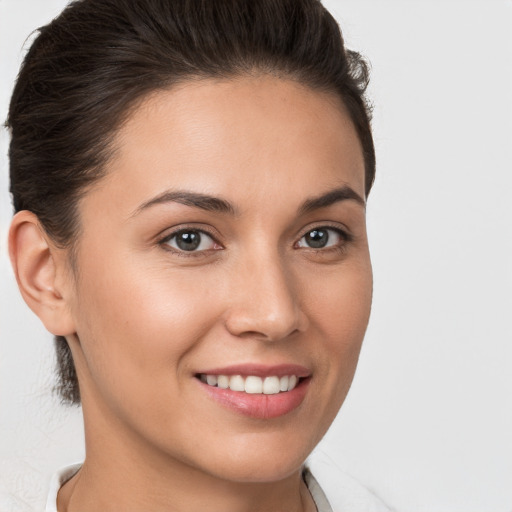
top-left (194, 431), bottom-right (318, 484)
top-left (213, 458), bottom-right (306, 484)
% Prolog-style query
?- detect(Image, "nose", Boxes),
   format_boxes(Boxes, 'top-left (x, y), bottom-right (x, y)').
top-left (224, 251), bottom-right (308, 342)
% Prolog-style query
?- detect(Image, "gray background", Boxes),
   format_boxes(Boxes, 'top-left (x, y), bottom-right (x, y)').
top-left (1, 0), bottom-right (511, 510)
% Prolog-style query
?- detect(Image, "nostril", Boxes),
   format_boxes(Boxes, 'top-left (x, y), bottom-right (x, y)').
top-left (224, 305), bottom-right (306, 342)
top-left (237, 330), bottom-right (270, 339)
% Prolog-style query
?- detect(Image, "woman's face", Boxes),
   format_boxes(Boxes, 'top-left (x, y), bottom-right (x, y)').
top-left (64, 76), bottom-right (372, 482)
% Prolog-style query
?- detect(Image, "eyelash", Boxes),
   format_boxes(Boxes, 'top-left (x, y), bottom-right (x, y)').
top-left (157, 225), bottom-right (352, 257)
top-left (157, 226), bottom-right (221, 258)
top-left (295, 225), bottom-right (352, 253)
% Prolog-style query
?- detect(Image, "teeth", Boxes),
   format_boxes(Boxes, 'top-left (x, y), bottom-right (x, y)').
top-left (229, 375), bottom-right (245, 392)
top-left (245, 376), bottom-right (263, 394)
top-left (217, 375), bottom-right (229, 389)
top-left (200, 374), bottom-right (301, 394)
top-left (263, 376), bottom-right (280, 394)
top-left (206, 375), bottom-right (218, 386)
top-left (288, 375), bottom-right (298, 391)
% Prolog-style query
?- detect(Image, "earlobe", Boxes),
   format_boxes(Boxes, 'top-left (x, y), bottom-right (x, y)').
top-left (8, 211), bottom-right (76, 336)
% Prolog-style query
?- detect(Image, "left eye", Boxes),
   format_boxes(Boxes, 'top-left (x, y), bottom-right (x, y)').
top-left (296, 228), bottom-right (344, 249)
top-left (164, 230), bottom-right (217, 252)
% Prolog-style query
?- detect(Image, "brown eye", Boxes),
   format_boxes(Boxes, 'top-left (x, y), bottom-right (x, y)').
top-left (297, 228), bottom-right (344, 249)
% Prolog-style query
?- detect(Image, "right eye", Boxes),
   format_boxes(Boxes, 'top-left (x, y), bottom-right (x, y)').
top-left (161, 229), bottom-right (218, 253)
top-left (296, 227), bottom-right (347, 250)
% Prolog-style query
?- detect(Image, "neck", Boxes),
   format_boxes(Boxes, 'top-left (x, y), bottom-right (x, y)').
top-left (58, 401), bottom-right (316, 512)
top-left (59, 458), bottom-right (315, 512)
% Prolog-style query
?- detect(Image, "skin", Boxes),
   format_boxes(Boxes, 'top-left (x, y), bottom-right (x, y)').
top-left (9, 75), bottom-right (372, 512)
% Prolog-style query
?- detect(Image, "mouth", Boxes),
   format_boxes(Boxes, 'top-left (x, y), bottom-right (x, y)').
top-left (196, 373), bottom-right (302, 394)
top-left (194, 365), bottom-right (311, 419)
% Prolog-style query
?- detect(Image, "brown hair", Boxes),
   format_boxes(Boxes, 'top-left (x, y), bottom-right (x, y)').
top-left (7, 0), bottom-right (375, 405)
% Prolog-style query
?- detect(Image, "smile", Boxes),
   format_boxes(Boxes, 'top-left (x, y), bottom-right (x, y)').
top-left (195, 365), bottom-right (311, 419)
top-left (199, 374), bottom-right (299, 394)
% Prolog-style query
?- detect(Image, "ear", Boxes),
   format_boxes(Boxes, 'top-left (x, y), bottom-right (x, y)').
top-left (8, 211), bottom-right (76, 336)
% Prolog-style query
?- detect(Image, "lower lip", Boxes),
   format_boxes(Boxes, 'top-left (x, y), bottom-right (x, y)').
top-left (199, 378), bottom-right (310, 419)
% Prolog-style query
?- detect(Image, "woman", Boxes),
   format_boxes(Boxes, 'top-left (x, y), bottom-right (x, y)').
top-left (7, 0), bottom-right (388, 510)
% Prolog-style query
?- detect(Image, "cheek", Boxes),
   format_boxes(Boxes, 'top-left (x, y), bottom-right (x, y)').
top-left (302, 258), bottom-right (372, 401)
top-left (71, 252), bottom-right (223, 389)
top-left (305, 258), bottom-right (372, 344)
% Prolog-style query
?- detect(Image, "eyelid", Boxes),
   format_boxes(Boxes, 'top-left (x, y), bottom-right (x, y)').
top-left (157, 225), bottom-right (224, 255)
top-left (155, 222), bottom-right (352, 255)
top-left (293, 224), bottom-right (354, 255)
top-left (156, 223), bottom-right (220, 241)
top-left (296, 223), bottom-right (352, 242)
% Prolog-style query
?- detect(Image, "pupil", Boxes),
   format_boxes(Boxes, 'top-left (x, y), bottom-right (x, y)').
top-left (306, 229), bottom-right (328, 248)
top-left (176, 231), bottom-right (200, 251)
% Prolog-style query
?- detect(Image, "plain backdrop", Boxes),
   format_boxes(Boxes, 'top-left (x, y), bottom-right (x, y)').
top-left (1, 1), bottom-right (511, 511)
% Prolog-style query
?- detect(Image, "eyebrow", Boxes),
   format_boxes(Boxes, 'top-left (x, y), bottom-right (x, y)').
top-left (131, 190), bottom-right (237, 217)
top-left (298, 186), bottom-right (366, 214)
top-left (131, 184), bottom-right (364, 218)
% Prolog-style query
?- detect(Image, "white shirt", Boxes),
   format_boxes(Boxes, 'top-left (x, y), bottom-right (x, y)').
top-left (46, 464), bottom-right (391, 512)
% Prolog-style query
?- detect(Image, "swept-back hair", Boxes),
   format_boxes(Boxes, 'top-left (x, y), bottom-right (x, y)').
top-left (7, 0), bottom-right (375, 404)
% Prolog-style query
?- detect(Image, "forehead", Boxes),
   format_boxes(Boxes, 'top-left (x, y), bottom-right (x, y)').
top-left (90, 76), bottom-right (365, 215)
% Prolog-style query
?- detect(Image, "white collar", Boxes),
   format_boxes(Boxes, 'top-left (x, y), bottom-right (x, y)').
top-left (45, 463), bottom-right (81, 512)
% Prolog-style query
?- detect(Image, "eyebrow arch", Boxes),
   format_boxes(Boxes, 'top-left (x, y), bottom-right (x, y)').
top-left (131, 185), bottom-right (364, 218)
top-left (298, 185), bottom-right (366, 214)
top-left (131, 190), bottom-right (237, 217)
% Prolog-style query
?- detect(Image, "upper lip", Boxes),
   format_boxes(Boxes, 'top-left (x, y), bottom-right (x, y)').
top-left (196, 363), bottom-right (311, 379)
